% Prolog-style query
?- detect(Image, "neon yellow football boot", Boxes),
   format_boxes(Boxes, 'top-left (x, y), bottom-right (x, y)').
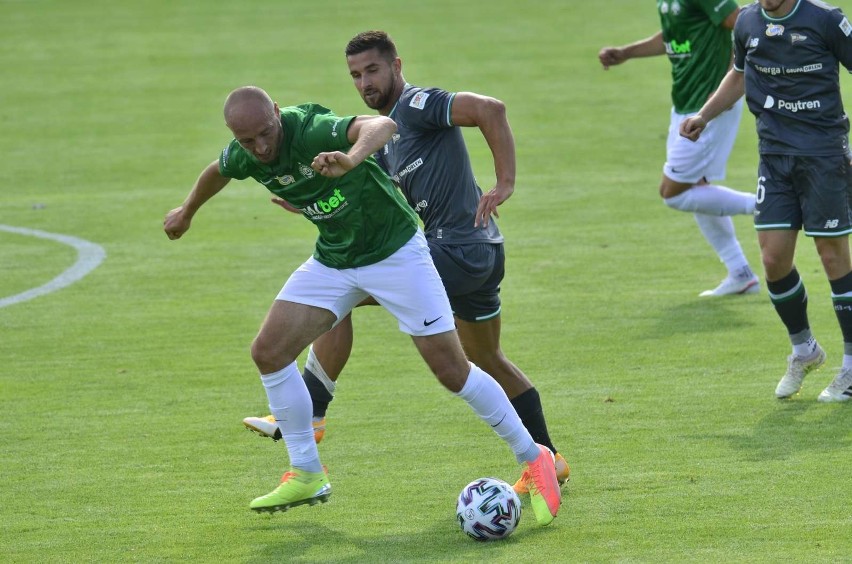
top-left (250, 468), bottom-right (331, 513)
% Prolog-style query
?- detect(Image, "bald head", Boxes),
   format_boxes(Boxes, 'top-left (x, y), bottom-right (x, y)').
top-left (224, 86), bottom-right (283, 164)
top-left (224, 86), bottom-right (276, 126)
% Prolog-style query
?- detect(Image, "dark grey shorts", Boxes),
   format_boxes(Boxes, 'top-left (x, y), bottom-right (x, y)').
top-left (754, 153), bottom-right (852, 237)
top-left (427, 241), bottom-right (504, 322)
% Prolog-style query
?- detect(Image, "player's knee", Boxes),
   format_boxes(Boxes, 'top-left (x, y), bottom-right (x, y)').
top-left (663, 191), bottom-right (694, 212)
top-left (250, 337), bottom-right (288, 374)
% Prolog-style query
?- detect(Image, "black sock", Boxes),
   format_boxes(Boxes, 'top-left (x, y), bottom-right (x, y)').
top-left (302, 367), bottom-right (333, 418)
top-left (767, 268), bottom-right (810, 335)
top-left (510, 387), bottom-right (558, 455)
top-left (830, 271), bottom-right (852, 349)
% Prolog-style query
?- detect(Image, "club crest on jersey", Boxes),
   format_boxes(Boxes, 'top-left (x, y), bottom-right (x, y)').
top-left (409, 92), bottom-right (429, 110)
top-left (765, 24), bottom-right (784, 37)
top-left (299, 163), bottom-right (315, 179)
top-left (840, 17), bottom-right (852, 37)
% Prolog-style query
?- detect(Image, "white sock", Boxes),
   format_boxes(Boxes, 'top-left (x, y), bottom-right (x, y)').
top-left (843, 355), bottom-right (852, 370)
top-left (664, 184), bottom-right (755, 216)
top-left (305, 345), bottom-right (335, 396)
top-left (792, 336), bottom-right (818, 358)
top-left (693, 214), bottom-right (751, 275)
top-left (260, 362), bottom-right (322, 473)
top-left (455, 363), bottom-right (537, 463)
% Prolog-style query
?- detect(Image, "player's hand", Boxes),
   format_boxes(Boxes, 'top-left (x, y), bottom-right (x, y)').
top-left (598, 47), bottom-right (627, 70)
top-left (164, 207), bottom-right (191, 240)
top-left (271, 197), bottom-right (301, 214)
top-left (475, 184), bottom-right (514, 228)
top-left (312, 151), bottom-right (355, 178)
top-left (679, 114), bottom-right (707, 142)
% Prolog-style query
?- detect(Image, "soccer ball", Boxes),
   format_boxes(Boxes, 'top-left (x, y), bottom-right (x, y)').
top-left (456, 477), bottom-right (521, 541)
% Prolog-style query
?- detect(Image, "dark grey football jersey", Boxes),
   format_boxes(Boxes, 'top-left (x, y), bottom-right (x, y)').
top-left (733, 0), bottom-right (852, 155)
top-left (375, 84), bottom-right (503, 245)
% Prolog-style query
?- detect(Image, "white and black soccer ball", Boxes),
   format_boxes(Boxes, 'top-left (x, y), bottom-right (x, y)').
top-left (456, 477), bottom-right (521, 541)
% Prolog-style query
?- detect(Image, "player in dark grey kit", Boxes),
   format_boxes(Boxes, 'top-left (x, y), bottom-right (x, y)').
top-left (681, 0), bottom-right (852, 402)
top-left (244, 30), bottom-right (570, 490)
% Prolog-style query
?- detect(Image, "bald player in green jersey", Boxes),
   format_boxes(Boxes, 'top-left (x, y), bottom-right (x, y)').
top-left (599, 0), bottom-right (760, 297)
top-left (163, 86), bottom-right (562, 524)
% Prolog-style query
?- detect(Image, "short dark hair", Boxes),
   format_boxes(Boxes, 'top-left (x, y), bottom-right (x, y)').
top-left (345, 30), bottom-right (398, 61)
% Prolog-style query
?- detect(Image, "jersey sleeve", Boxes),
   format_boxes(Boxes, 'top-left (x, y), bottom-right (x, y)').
top-left (732, 14), bottom-right (747, 72)
top-left (218, 140), bottom-right (251, 180)
top-left (397, 87), bottom-right (455, 130)
top-left (301, 108), bottom-right (355, 157)
top-left (697, 0), bottom-right (738, 27)
top-left (827, 10), bottom-right (852, 73)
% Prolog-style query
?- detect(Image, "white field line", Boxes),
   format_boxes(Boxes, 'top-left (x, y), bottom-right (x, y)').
top-left (0, 225), bottom-right (106, 308)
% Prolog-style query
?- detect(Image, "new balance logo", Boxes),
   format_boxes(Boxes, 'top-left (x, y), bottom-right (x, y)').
top-left (825, 219), bottom-right (839, 228)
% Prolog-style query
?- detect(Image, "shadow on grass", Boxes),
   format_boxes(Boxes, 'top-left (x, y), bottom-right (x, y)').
top-left (242, 516), bottom-right (556, 563)
top-left (642, 296), bottom-right (762, 339)
top-left (712, 400), bottom-right (852, 462)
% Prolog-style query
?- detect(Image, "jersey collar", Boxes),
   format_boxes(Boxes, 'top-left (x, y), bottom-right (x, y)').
top-left (761, 0), bottom-right (801, 22)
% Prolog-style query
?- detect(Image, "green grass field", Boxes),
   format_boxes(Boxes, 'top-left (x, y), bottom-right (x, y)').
top-left (2, 0), bottom-right (852, 561)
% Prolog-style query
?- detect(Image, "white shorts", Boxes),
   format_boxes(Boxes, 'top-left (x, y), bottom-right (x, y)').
top-left (663, 97), bottom-right (744, 184)
top-left (276, 230), bottom-right (456, 337)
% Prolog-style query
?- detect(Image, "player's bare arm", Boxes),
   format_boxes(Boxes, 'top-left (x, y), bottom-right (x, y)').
top-left (598, 31), bottom-right (666, 69)
top-left (311, 115), bottom-right (396, 178)
top-left (680, 70), bottom-right (745, 142)
top-left (450, 92), bottom-right (516, 228)
top-left (721, 7), bottom-right (741, 30)
top-left (164, 160), bottom-right (231, 240)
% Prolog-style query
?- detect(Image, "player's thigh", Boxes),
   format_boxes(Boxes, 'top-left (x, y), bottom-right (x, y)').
top-left (360, 231), bottom-right (455, 336)
top-left (430, 242), bottom-right (504, 322)
top-left (255, 299), bottom-right (337, 363)
top-left (797, 154), bottom-right (852, 237)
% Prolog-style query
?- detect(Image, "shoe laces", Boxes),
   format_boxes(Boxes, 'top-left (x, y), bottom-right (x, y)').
top-left (526, 462), bottom-right (544, 495)
top-left (829, 367), bottom-right (852, 391)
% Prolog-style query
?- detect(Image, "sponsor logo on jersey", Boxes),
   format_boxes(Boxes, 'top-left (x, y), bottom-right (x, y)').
top-left (299, 188), bottom-right (348, 219)
top-left (840, 17), bottom-right (852, 37)
top-left (331, 119), bottom-right (341, 138)
top-left (299, 163), bottom-right (315, 179)
top-left (785, 63), bottom-right (822, 74)
top-left (713, 0), bottom-right (728, 12)
top-left (670, 1), bottom-right (681, 15)
top-left (755, 63), bottom-right (821, 76)
top-left (763, 95), bottom-right (822, 113)
top-left (755, 64), bottom-right (782, 76)
top-left (392, 158), bottom-right (423, 183)
top-left (410, 92), bottom-right (429, 110)
top-left (765, 24), bottom-right (784, 37)
top-left (413, 199), bottom-right (428, 214)
top-left (749, 37), bottom-right (760, 48)
top-left (790, 33), bottom-right (807, 44)
top-left (665, 39), bottom-right (691, 56)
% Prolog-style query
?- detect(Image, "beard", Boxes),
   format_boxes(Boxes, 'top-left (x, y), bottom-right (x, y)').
top-left (361, 75), bottom-right (398, 111)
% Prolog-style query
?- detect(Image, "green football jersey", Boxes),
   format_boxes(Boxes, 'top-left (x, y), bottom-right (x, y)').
top-left (219, 104), bottom-right (418, 269)
top-left (658, 0), bottom-right (738, 113)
